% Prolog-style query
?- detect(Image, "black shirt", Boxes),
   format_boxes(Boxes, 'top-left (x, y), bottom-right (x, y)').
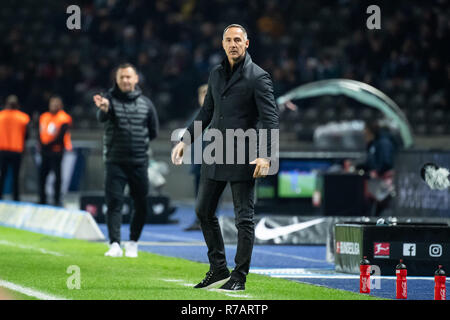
top-left (223, 54), bottom-right (245, 82)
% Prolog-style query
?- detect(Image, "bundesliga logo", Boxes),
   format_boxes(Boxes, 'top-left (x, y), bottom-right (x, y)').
top-left (373, 243), bottom-right (390, 258)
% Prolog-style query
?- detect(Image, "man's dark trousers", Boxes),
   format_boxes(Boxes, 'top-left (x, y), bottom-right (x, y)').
top-left (105, 163), bottom-right (149, 244)
top-left (0, 151), bottom-right (22, 201)
top-left (39, 151), bottom-right (63, 205)
top-left (195, 175), bottom-right (255, 282)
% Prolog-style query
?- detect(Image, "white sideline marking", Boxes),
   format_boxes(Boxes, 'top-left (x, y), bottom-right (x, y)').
top-left (138, 241), bottom-right (205, 247)
top-left (183, 283), bottom-right (195, 287)
top-left (250, 268), bottom-right (315, 275)
top-left (209, 288), bottom-right (252, 299)
top-left (0, 279), bottom-right (68, 300)
top-left (0, 240), bottom-right (65, 257)
top-left (252, 248), bottom-right (327, 264)
top-left (160, 279), bottom-right (253, 298)
top-left (278, 275), bottom-right (437, 280)
top-left (140, 232), bottom-right (326, 264)
top-left (224, 293), bottom-right (251, 298)
top-left (142, 231), bottom-right (200, 242)
top-left (271, 275), bottom-right (437, 281)
top-left (161, 279), bottom-right (185, 282)
top-left (250, 268), bottom-right (438, 281)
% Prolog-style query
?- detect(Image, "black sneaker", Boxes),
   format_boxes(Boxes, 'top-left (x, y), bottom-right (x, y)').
top-left (194, 269), bottom-right (230, 289)
top-left (218, 278), bottom-right (245, 291)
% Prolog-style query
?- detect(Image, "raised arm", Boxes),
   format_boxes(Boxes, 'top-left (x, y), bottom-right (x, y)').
top-left (94, 94), bottom-right (113, 123)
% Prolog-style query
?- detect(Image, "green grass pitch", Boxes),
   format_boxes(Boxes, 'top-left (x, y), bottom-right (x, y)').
top-left (0, 226), bottom-right (382, 300)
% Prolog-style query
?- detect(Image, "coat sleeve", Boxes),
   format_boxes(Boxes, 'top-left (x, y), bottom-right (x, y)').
top-left (182, 73), bottom-right (215, 145)
top-left (97, 109), bottom-right (110, 123)
top-left (45, 124), bottom-right (69, 147)
top-left (147, 101), bottom-right (159, 141)
top-left (254, 72), bottom-right (279, 158)
top-left (96, 94), bottom-right (114, 123)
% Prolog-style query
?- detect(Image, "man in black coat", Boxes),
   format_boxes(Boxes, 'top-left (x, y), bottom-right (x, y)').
top-left (94, 63), bottom-right (159, 258)
top-left (172, 24), bottom-right (279, 291)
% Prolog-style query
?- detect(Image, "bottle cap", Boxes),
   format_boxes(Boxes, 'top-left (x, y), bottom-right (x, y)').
top-left (360, 256), bottom-right (370, 265)
top-left (396, 259), bottom-right (407, 269)
top-left (435, 265), bottom-right (446, 276)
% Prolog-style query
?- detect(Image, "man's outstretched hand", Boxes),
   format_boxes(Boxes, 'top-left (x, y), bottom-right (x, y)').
top-left (171, 141), bottom-right (186, 165)
top-left (250, 158), bottom-right (270, 178)
top-left (93, 94), bottom-right (110, 113)
top-left (171, 144), bottom-right (271, 176)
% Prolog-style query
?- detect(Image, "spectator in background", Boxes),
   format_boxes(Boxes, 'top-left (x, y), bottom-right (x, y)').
top-left (0, 95), bottom-right (30, 201)
top-left (38, 96), bottom-right (72, 206)
top-left (362, 120), bottom-right (398, 216)
top-left (364, 121), bottom-right (397, 176)
top-left (184, 83), bottom-right (208, 232)
top-left (0, 1), bottom-right (447, 133)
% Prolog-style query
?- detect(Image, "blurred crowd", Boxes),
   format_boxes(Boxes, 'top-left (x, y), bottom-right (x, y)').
top-left (0, 0), bottom-right (448, 133)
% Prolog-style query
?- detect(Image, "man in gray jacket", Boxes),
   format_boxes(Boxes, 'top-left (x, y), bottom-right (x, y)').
top-left (93, 63), bottom-right (159, 258)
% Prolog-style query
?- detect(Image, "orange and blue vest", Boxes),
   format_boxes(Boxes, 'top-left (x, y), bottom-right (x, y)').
top-left (0, 109), bottom-right (30, 153)
top-left (39, 110), bottom-right (73, 152)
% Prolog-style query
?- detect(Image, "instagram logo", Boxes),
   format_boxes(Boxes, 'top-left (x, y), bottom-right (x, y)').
top-left (429, 244), bottom-right (442, 257)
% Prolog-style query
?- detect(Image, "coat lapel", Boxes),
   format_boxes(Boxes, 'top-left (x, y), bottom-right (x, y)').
top-left (220, 53), bottom-right (252, 95)
top-left (221, 70), bottom-right (242, 95)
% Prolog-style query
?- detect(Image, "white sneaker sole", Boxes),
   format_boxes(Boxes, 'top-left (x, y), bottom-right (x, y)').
top-left (104, 250), bottom-right (123, 257)
top-left (203, 276), bottom-right (231, 289)
top-left (125, 252), bottom-right (138, 258)
top-left (216, 287), bottom-right (245, 292)
top-left (104, 253), bottom-right (123, 257)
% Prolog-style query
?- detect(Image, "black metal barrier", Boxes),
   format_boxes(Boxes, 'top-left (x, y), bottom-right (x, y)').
top-left (79, 193), bottom-right (177, 224)
top-left (394, 149), bottom-right (450, 217)
top-left (334, 222), bottom-right (450, 276)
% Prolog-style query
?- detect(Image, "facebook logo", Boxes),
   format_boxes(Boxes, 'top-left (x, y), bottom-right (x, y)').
top-left (403, 243), bottom-right (416, 256)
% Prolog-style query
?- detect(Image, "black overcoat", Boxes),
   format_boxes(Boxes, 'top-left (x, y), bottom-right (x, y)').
top-left (184, 52), bottom-right (279, 181)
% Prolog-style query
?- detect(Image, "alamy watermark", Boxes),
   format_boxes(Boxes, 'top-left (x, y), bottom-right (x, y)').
top-left (172, 121), bottom-right (280, 175)
top-left (66, 265), bottom-right (81, 290)
top-left (370, 264), bottom-right (381, 290)
top-left (366, 5), bottom-right (381, 30)
top-left (66, 5), bottom-right (81, 30)
top-left (66, 5), bottom-right (380, 31)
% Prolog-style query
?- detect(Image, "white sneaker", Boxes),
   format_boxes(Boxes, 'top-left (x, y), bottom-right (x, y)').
top-left (124, 241), bottom-right (138, 258)
top-left (104, 242), bottom-right (123, 257)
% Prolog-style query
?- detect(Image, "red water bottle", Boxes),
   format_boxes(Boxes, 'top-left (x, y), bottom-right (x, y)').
top-left (434, 265), bottom-right (446, 300)
top-left (360, 256), bottom-right (371, 294)
top-left (396, 259), bottom-right (407, 299)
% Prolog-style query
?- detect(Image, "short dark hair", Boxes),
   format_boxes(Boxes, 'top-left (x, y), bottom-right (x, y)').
top-left (223, 24), bottom-right (248, 40)
top-left (365, 120), bottom-right (380, 136)
top-left (115, 62), bottom-right (138, 76)
top-left (49, 95), bottom-right (64, 107)
top-left (5, 95), bottom-right (19, 108)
